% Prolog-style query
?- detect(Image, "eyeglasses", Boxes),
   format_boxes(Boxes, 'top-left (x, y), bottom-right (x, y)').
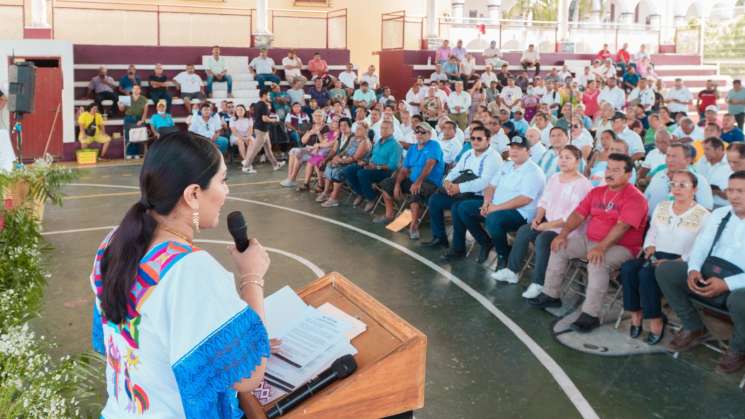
top-left (470, 136), bottom-right (486, 142)
top-left (669, 181), bottom-right (692, 188)
top-left (414, 129), bottom-right (429, 135)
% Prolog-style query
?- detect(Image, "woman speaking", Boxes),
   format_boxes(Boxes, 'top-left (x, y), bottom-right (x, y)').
top-left (90, 132), bottom-right (270, 418)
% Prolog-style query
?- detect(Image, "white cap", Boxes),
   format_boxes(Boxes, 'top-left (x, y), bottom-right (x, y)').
top-left (705, 105), bottom-right (719, 113)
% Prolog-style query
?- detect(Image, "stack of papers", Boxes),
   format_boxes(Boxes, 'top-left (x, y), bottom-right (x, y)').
top-left (261, 286), bottom-right (367, 404)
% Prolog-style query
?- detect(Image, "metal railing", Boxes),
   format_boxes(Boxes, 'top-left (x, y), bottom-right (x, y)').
top-left (269, 8), bottom-right (347, 49)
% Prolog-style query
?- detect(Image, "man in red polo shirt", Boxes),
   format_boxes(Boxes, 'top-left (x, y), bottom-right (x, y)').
top-left (596, 43), bottom-right (612, 62)
top-left (615, 43), bottom-right (631, 76)
top-left (530, 153), bottom-right (649, 333)
top-left (697, 80), bottom-right (720, 121)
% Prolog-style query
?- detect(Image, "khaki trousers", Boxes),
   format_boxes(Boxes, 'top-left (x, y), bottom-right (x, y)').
top-left (543, 235), bottom-right (633, 317)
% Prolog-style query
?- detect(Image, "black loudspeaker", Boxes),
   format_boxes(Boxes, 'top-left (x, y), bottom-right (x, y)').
top-left (9, 62), bottom-right (37, 114)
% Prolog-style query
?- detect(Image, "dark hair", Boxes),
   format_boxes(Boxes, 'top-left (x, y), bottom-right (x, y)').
top-left (234, 104), bottom-right (247, 117)
top-left (669, 170), bottom-right (698, 187)
top-left (534, 112), bottom-right (548, 121)
top-left (549, 126), bottom-right (568, 136)
top-left (412, 114), bottom-right (423, 123)
top-left (600, 129), bottom-right (617, 141)
top-left (668, 142), bottom-right (695, 160)
top-left (200, 103), bottom-right (211, 111)
top-left (259, 87), bottom-right (271, 98)
top-left (339, 117), bottom-right (353, 128)
top-left (100, 132), bottom-right (222, 324)
top-left (443, 120), bottom-right (457, 129)
top-left (729, 143), bottom-right (745, 159)
top-left (731, 170), bottom-right (745, 181)
top-left (471, 126), bottom-right (491, 138)
top-left (561, 144), bottom-right (582, 161)
top-left (608, 153), bottom-right (633, 173)
top-left (703, 136), bottom-right (725, 149)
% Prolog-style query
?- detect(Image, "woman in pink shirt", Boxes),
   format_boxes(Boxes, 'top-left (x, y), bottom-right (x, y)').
top-left (582, 80), bottom-right (600, 119)
top-left (492, 145), bottom-right (593, 299)
top-left (435, 40), bottom-right (452, 64)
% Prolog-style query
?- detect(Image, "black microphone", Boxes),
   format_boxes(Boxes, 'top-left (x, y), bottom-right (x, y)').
top-left (227, 211), bottom-right (250, 252)
top-left (266, 355), bottom-right (357, 418)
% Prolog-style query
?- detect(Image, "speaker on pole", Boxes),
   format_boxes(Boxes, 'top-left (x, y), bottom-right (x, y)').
top-left (9, 62), bottom-right (37, 115)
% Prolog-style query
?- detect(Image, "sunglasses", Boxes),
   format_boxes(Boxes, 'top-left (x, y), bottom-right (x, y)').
top-left (415, 129), bottom-right (429, 134)
top-left (470, 136), bottom-right (486, 142)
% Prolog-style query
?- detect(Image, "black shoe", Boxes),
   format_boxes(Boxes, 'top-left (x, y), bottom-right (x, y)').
top-left (645, 315), bottom-right (668, 346)
top-left (528, 293), bottom-right (562, 308)
top-left (476, 244), bottom-right (493, 264)
top-left (629, 324), bottom-right (643, 339)
top-left (570, 312), bottom-right (600, 334)
top-left (495, 254), bottom-right (507, 271)
top-left (421, 237), bottom-right (449, 249)
top-left (440, 250), bottom-right (466, 262)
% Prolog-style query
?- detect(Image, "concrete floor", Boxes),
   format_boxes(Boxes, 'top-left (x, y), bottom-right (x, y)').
top-left (36, 161), bottom-right (745, 418)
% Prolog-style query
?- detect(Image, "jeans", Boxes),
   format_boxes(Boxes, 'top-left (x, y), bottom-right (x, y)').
top-left (620, 251), bottom-right (679, 319)
top-left (521, 60), bottom-right (540, 76)
top-left (95, 91), bottom-right (118, 113)
top-left (214, 136), bottom-right (229, 154)
top-left (427, 192), bottom-right (482, 241)
top-left (450, 199), bottom-right (484, 253)
top-left (123, 115), bottom-right (141, 156)
top-left (288, 130), bottom-right (301, 147)
top-left (735, 112), bottom-right (745, 130)
top-left (455, 205), bottom-right (525, 258)
top-left (207, 74), bottom-right (233, 94)
top-left (341, 165), bottom-right (391, 201)
top-left (255, 73), bottom-right (281, 90)
top-left (506, 224), bottom-right (557, 285)
top-left (656, 261), bottom-right (745, 352)
top-left (149, 91), bottom-right (172, 112)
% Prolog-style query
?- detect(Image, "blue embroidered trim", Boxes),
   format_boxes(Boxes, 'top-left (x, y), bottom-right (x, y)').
top-left (91, 304), bottom-right (105, 355)
top-left (172, 306), bottom-right (270, 419)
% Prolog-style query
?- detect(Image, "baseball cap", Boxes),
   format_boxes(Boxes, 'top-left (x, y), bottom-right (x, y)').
top-left (509, 136), bottom-right (529, 149)
top-left (705, 105), bottom-right (719, 113)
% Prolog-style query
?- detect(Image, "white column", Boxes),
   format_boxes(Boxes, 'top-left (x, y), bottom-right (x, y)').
top-left (452, 0), bottom-right (465, 23)
top-left (648, 14), bottom-right (661, 28)
top-left (253, 0), bottom-right (273, 47)
top-left (590, 0), bottom-right (602, 22)
top-left (557, 0), bottom-right (570, 41)
top-left (425, 0), bottom-right (441, 49)
top-left (31, 0), bottom-right (49, 27)
top-left (487, 0), bottom-right (502, 22)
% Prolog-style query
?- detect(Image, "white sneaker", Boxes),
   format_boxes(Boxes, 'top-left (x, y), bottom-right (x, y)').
top-left (499, 269), bottom-right (519, 284)
top-left (273, 161), bottom-right (287, 171)
top-left (522, 283), bottom-right (544, 299)
top-left (490, 268), bottom-right (510, 281)
top-left (242, 166), bottom-right (257, 174)
top-left (279, 179), bottom-right (296, 188)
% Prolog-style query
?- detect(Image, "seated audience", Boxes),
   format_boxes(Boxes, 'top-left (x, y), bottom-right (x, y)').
top-left (149, 100), bottom-right (175, 139)
top-left (451, 39), bottom-right (467, 61)
top-left (621, 170), bottom-right (710, 345)
top-left (298, 118), bottom-right (339, 193)
top-left (443, 137), bottom-right (545, 269)
top-left (537, 127), bottom-right (584, 176)
top-left (285, 102), bottom-right (310, 146)
top-left (309, 77), bottom-right (331, 109)
top-left (728, 143), bottom-right (745, 172)
top-left (189, 103), bottom-right (228, 153)
top-left (447, 81), bottom-right (471, 130)
top-left (282, 49), bottom-right (304, 83)
top-left (638, 129), bottom-right (671, 183)
top-left (610, 112), bottom-right (645, 161)
top-left (281, 110), bottom-right (326, 187)
top-left (117, 65), bottom-right (141, 96)
top-left (434, 40), bottom-right (451, 64)
top-left (250, 48), bottom-right (281, 90)
top-left (665, 78), bottom-right (694, 118)
top-left (205, 46), bottom-right (233, 98)
top-left (147, 64), bottom-right (171, 112)
top-left (645, 143), bottom-right (714, 215)
top-left (352, 81), bottom-right (377, 110)
top-left (230, 104), bottom-right (253, 172)
top-left (307, 52), bottom-right (329, 81)
top-left (342, 120), bottom-right (402, 211)
top-left (521, 44), bottom-right (541, 77)
top-left (721, 113), bottom-right (745, 143)
top-left (596, 44), bottom-right (612, 62)
top-left (360, 65), bottom-right (380, 91)
top-left (88, 66), bottom-right (118, 114)
top-left (657, 171), bottom-right (745, 373)
top-left (173, 64), bottom-right (205, 114)
top-left (530, 154), bottom-right (648, 333)
top-left (696, 80), bottom-right (720, 120)
top-left (338, 63), bottom-right (358, 91)
top-left (77, 104), bottom-right (111, 159)
top-left (598, 77), bottom-right (626, 111)
top-left (319, 121), bottom-right (372, 208)
top-left (483, 41), bottom-right (507, 69)
top-left (437, 120), bottom-right (464, 167)
top-left (286, 79), bottom-right (306, 107)
top-left (375, 123), bottom-right (445, 239)
top-left (494, 145), bottom-right (592, 298)
top-left (622, 65), bottom-right (640, 93)
top-left (430, 64), bottom-right (449, 82)
top-left (696, 137), bottom-right (733, 208)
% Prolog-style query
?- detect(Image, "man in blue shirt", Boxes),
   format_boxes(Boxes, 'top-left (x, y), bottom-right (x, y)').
top-left (374, 123), bottom-right (445, 239)
top-left (309, 77), bottom-right (330, 108)
top-left (341, 120), bottom-right (402, 211)
top-left (622, 65), bottom-right (640, 93)
top-left (118, 64), bottom-right (141, 95)
top-left (721, 113), bottom-right (745, 143)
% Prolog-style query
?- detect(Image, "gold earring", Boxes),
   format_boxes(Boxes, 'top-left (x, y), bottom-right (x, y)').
top-left (192, 210), bottom-right (200, 233)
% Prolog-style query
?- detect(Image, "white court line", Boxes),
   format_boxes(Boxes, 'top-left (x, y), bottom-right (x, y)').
top-left (59, 183), bottom-right (599, 419)
top-left (41, 227), bottom-right (325, 278)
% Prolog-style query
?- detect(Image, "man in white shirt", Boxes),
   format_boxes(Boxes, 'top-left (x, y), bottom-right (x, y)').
top-left (598, 77), bottom-right (625, 111)
top-left (446, 81), bottom-right (471, 130)
top-left (672, 117), bottom-right (705, 142)
top-left (405, 82), bottom-right (425, 116)
top-left (664, 78), bottom-right (693, 118)
top-left (249, 48), bottom-right (280, 90)
top-left (524, 126), bottom-right (548, 163)
top-left (189, 103), bottom-right (227, 149)
top-left (521, 44), bottom-right (541, 77)
top-left (437, 120), bottom-right (464, 167)
top-left (645, 143), bottom-right (714, 215)
top-left (627, 77), bottom-right (655, 112)
top-left (639, 128), bottom-right (670, 182)
top-left (422, 125), bottom-right (503, 249)
top-left (488, 117), bottom-right (510, 156)
top-left (205, 46), bottom-right (232, 98)
top-left (338, 63), bottom-right (357, 91)
top-left (281, 49), bottom-right (304, 83)
top-left (480, 65), bottom-right (499, 87)
top-left (173, 64), bottom-right (205, 113)
top-left (557, 65), bottom-right (572, 83)
top-left (430, 64), bottom-right (449, 82)
top-left (540, 81), bottom-right (561, 116)
top-left (360, 65), bottom-right (379, 91)
top-left (576, 66), bottom-right (595, 89)
top-left (500, 78), bottom-right (523, 112)
top-left (611, 113), bottom-right (645, 161)
top-left (697, 137), bottom-right (733, 207)
top-left (483, 41), bottom-right (507, 68)
top-left (657, 172), bottom-right (745, 372)
top-left (533, 112), bottom-right (553, 147)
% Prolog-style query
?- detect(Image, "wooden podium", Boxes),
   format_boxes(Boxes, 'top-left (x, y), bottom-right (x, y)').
top-left (242, 272), bottom-right (427, 419)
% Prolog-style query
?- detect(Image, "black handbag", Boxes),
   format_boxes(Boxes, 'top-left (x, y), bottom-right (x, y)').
top-left (84, 122), bottom-right (97, 137)
top-left (700, 212), bottom-right (744, 279)
top-left (440, 169), bottom-right (479, 200)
